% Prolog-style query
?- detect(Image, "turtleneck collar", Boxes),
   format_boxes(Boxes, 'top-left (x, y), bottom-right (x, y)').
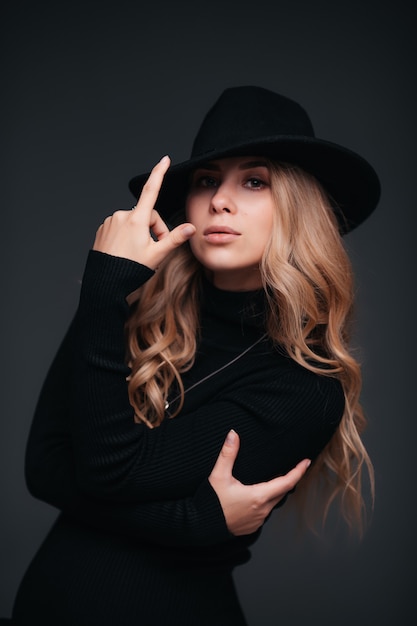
top-left (199, 273), bottom-right (267, 349)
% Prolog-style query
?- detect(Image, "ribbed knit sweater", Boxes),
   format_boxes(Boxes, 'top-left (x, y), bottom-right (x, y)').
top-left (13, 250), bottom-right (345, 626)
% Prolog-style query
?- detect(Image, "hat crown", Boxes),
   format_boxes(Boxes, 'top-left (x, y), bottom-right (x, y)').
top-left (191, 86), bottom-right (315, 158)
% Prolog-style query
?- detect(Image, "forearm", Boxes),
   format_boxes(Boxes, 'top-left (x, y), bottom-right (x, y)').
top-left (29, 466), bottom-right (231, 547)
top-left (71, 251), bottom-right (229, 499)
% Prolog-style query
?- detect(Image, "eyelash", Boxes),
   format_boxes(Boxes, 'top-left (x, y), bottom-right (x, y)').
top-left (195, 176), bottom-right (218, 188)
top-left (245, 177), bottom-right (267, 189)
top-left (193, 175), bottom-right (268, 189)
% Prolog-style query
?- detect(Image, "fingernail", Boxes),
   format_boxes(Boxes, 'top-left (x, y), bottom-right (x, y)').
top-left (160, 155), bottom-right (170, 163)
top-left (305, 459), bottom-right (311, 468)
top-left (181, 224), bottom-right (195, 237)
top-left (225, 429), bottom-right (237, 445)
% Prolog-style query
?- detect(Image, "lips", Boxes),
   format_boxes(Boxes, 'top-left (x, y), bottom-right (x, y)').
top-left (203, 225), bottom-right (241, 236)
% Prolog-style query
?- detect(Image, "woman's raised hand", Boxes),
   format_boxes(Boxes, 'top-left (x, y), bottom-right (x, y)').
top-left (209, 430), bottom-right (311, 536)
top-left (93, 156), bottom-right (196, 270)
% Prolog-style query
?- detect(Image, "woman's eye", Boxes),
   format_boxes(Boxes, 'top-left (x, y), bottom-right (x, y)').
top-left (246, 177), bottom-right (266, 189)
top-left (194, 175), bottom-right (218, 188)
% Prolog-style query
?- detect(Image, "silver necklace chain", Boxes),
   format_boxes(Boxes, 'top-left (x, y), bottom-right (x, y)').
top-left (164, 333), bottom-right (268, 411)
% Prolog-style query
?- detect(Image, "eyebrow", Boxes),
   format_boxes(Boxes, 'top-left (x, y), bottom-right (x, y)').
top-left (239, 160), bottom-right (269, 170)
top-left (195, 159), bottom-right (269, 172)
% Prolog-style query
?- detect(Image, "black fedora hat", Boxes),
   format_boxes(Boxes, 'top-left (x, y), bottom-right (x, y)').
top-left (128, 86), bottom-right (381, 233)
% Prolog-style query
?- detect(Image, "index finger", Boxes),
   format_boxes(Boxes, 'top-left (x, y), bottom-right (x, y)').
top-left (133, 155), bottom-right (171, 218)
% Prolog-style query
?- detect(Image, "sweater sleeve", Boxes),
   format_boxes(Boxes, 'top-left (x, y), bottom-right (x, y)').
top-left (71, 250), bottom-right (344, 501)
top-left (25, 287), bottom-right (232, 547)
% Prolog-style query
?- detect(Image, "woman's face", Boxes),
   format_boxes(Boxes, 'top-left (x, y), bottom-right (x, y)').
top-left (185, 156), bottom-right (275, 291)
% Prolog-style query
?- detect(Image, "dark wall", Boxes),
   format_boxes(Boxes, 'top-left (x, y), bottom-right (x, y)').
top-left (1, 1), bottom-right (415, 624)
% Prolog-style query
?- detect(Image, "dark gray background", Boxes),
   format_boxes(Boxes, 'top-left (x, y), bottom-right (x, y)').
top-left (1, 1), bottom-right (415, 624)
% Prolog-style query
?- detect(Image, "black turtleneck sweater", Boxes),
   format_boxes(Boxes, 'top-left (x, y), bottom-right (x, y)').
top-left (13, 250), bottom-right (345, 626)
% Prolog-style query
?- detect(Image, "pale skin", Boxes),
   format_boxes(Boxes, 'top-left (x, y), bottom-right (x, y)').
top-left (186, 155), bottom-right (275, 290)
top-left (93, 154), bottom-right (311, 535)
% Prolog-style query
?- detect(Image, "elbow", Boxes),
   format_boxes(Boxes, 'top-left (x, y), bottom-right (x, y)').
top-left (24, 448), bottom-right (45, 500)
top-left (24, 446), bottom-right (78, 508)
top-left (25, 460), bottom-right (50, 502)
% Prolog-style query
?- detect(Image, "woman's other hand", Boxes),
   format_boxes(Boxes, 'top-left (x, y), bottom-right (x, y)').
top-left (93, 156), bottom-right (196, 270)
top-left (209, 430), bottom-right (311, 536)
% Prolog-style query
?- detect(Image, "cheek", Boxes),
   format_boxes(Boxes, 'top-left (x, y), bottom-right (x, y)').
top-left (253, 206), bottom-right (274, 239)
top-left (185, 196), bottom-right (200, 224)
top-left (251, 215), bottom-right (274, 258)
top-left (184, 197), bottom-right (191, 221)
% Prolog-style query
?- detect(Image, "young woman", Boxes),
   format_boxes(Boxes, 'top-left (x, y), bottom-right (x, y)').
top-left (11, 86), bottom-right (380, 625)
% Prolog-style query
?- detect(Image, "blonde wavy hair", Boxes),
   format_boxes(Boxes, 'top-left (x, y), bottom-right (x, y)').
top-left (125, 160), bottom-right (374, 536)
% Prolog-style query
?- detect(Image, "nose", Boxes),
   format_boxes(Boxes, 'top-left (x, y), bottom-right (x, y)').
top-left (210, 182), bottom-right (236, 214)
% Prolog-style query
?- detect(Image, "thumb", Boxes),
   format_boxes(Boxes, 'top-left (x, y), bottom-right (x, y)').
top-left (151, 223), bottom-right (196, 269)
top-left (210, 430), bottom-right (240, 480)
top-left (169, 223), bottom-right (196, 247)
top-left (262, 458), bottom-right (311, 503)
top-left (222, 429), bottom-right (240, 457)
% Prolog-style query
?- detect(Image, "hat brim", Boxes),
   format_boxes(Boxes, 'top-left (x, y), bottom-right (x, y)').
top-left (128, 136), bottom-right (381, 234)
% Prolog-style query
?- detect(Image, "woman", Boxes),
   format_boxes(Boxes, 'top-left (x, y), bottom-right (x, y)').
top-left (12, 86), bottom-right (380, 625)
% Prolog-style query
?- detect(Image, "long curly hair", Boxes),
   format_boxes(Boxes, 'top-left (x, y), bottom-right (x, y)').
top-left (125, 160), bottom-right (374, 535)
